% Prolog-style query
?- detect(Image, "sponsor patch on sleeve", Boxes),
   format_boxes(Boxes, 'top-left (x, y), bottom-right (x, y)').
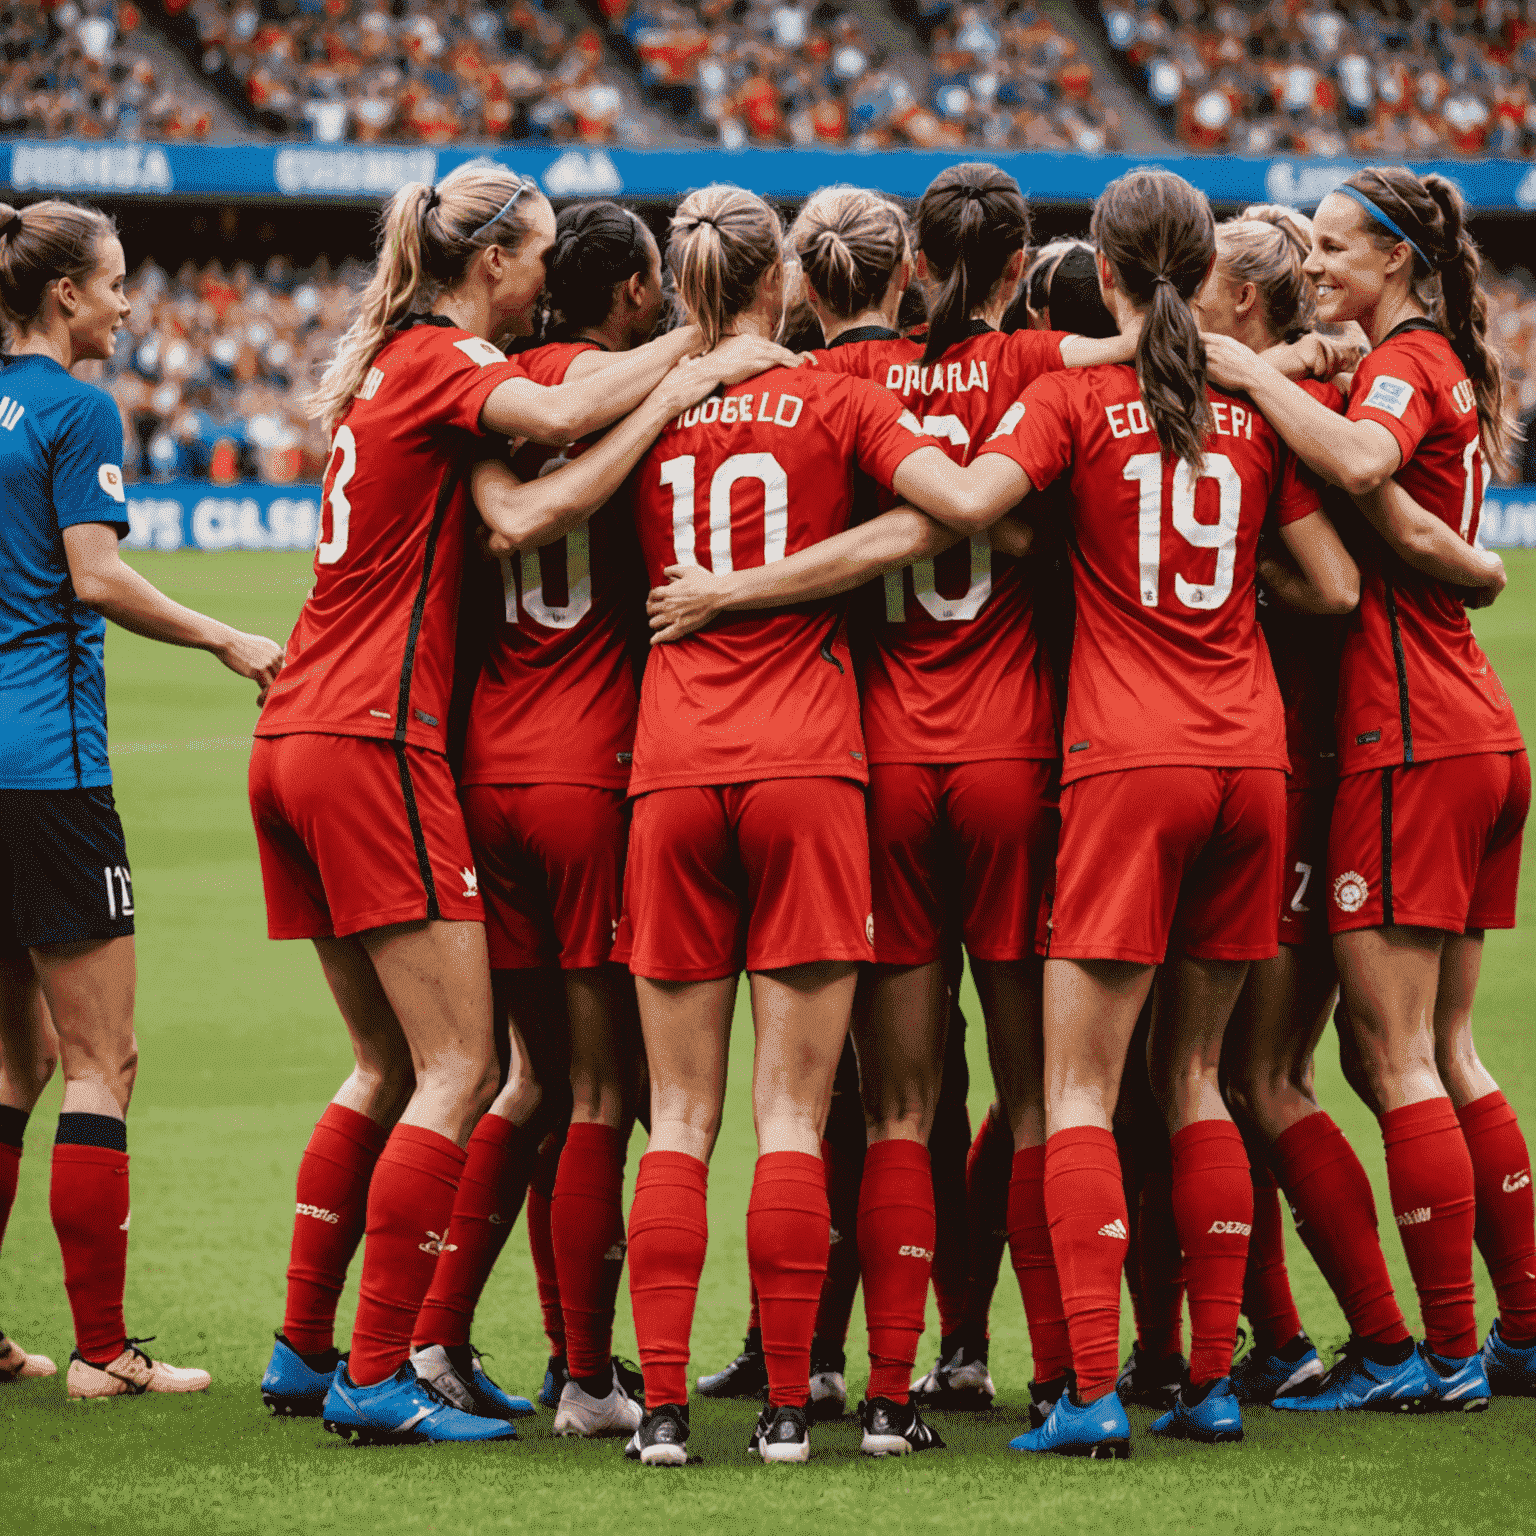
top-left (1360, 374), bottom-right (1414, 419)
top-left (97, 463), bottom-right (125, 502)
top-left (453, 336), bottom-right (508, 367)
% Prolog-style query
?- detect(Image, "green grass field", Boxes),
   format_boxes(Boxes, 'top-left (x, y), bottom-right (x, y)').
top-left (3, 550), bottom-right (1534, 1535)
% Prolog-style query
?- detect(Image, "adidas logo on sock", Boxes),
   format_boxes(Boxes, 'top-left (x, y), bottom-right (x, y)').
top-left (1395, 1206), bottom-right (1432, 1227)
top-left (296, 1203), bottom-right (340, 1225)
top-left (1098, 1219), bottom-right (1128, 1240)
top-left (1207, 1220), bottom-right (1253, 1236)
top-left (1504, 1170), bottom-right (1531, 1194)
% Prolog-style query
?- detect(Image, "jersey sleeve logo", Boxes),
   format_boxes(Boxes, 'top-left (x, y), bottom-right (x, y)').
top-left (358, 366), bottom-right (385, 401)
top-left (1360, 375), bottom-right (1414, 419)
top-left (97, 464), bottom-right (126, 502)
top-left (985, 401), bottom-right (1027, 441)
top-left (453, 336), bottom-right (509, 368)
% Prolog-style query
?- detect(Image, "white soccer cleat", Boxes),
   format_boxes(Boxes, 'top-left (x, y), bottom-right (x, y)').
top-left (0, 1335), bottom-right (57, 1381)
top-left (67, 1342), bottom-right (211, 1399)
top-left (552, 1367), bottom-right (643, 1437)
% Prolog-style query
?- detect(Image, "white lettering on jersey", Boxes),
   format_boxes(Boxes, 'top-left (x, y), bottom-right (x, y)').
top-left (1361, 374), bottom-right (1414, 419)
top-left (453, 336), bottom-right (508, 367)
top-left (1451, 378), bottom-right (1476, 415)
top-left (0, 396), bottom-right (24, 431)
top-left (1107, 398), bottom-right (1250, 441)
top-left (888, 360), bottom-right (990, 397)
top-left (675, 392), bottom-right (805, 431)
top-left (97, 464), bottom-right (125, 502)
top-left (358, 366), bottom-right (385, 401)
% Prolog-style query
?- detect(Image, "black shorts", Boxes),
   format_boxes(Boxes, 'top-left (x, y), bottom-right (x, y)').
top-left (0, 787), bottom-right (135, 953)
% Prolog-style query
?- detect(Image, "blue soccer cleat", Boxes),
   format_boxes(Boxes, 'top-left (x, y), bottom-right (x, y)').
top-left (1009, 1387), bottom-right (1130, 1459)
top-left (1271, 1336), bottom-right (1428, 1413)
top-left (1231, 1331), bottom-right (1325, 1405)
top-left (323, 1363), bottom-right (518, 1444)
top-left (539, 1354), bottom-right (568, 1410)
top-left (261, 1333), bottom-right (341, 1418)
top-left (1480, 1320), bottom-right (1536, 1397)
top-left (1419, 1345), bottom-right (1491, 1413)
top-left (1151, 1377), bottom-right (1244, 1443)
top-left (472, 1352), bottom-right (535, 1417)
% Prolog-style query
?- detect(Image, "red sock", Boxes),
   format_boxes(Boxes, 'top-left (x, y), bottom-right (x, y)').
top-left (527, 1129), bottom-right (565, 1358)
top-left (0, 1141), bottom-right (20, 1256)
top-left (552, 1122), bottom-right (626, 1378)
top-left (628, 1150), bottom-right (708, 1408)
top-left (1244, 1161), bottom-right (1303, 1348)
top-left (1381, 1098), bottom-right (1478, 1358)
top-left (1135, 1164), bottom-right (1185, 1359)
top-left (858, 1139), bottom-right (933, 1403)
top-left (1170, 1120), bottom-right (1252, 1385)
top-left (1044, 1127), bottom-right (1127, 1399)
top-left (1007, 1145), bottom-right (1071, 1381)
top-left (283, 1103), bottom-right (388, 1355)
top-left (1272, 1111), bottom-right (1406, 1344)
top-left (1457, 1091), bottom-right (1536, 1341)
top-left (749, 1151), bottom-right (830, 1408)
top-left (51, 1141), bottom-right (130, 1362)
top-left (962, 1109), bottom-right (1012, 1335)
top-left (412, 1114), bottom-right (534, 1351)
top-left (747, 1286), bottom-right (760, 1336)
top-left (814, 1135), bottom-right (862, 1348)
top-left (930, 1119), bottom-right (970, 1340)
top-left (349, 1125), bottom-right (466, 1385)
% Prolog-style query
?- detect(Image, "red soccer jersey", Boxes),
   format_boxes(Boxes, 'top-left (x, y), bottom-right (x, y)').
top-left (814, 324), bottom-right (1069, 763)
top-left (979, 364), bottom-right (1318, 785)
top-left (628, 367), bottom-right (935, 794)
top-left (460, 342), bottom-right (640, 790)
top-left (257, 317), bottom-right (525, 752)
top-left (1337, 322), bottom-right (1524, 773)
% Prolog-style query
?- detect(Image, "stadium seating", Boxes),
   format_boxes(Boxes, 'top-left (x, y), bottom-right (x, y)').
top-left (1098, 0), bottom-right (1536, 158)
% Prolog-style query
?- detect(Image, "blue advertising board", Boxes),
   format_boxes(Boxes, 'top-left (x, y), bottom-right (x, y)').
top-left (125, 477), bottom-right (1536, 552)
top-left (7, 140), bottom-right (1536, 212)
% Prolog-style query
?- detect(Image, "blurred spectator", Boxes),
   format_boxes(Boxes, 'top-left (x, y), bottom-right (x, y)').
top-left (0, 0), bottom-right (212, 138)
top-left (1100, 0), bottom-right (1536, 159)
top-left (1486, 268), bottom-right (1536, 479)
top-left (158, 0), bottom-right (640, 143)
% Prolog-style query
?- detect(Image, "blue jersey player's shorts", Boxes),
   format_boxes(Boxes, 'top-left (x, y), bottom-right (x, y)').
top-left (0, 787), bottom-right (135, 954)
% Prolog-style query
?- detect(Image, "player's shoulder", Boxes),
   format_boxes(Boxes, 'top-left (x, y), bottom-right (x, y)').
top-left (514, 339), bottom-right (599, 388)
top-left (1353, 322), bottom-right (1460, 402)
top-left (379, 314), bottom-right (512, 373)
top-left (812, 332), bottom-right (915, 375)
top-left (0, 353), bottom-right (115, 436)
top-left (1297, 376), bottom-right (1346, 412)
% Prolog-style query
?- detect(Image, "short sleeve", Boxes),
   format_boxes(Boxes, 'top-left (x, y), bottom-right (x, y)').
top-left (1272, 446), bottom-right (1323, 528)
top-left (51, 387), bottom-right (129, 536)
top-left (412, 328), bottom-right (530, 436)
top-left (1347, 342), bottom-right (1433, 470)
top-left (847, 377), bottom-right (941, 489)
top-left (515, 341), bottom-right (598, 389)
top-left (1000, 328), bottom-right (1070, 386)
top-left (976, 371), bottom-right (1074, 493)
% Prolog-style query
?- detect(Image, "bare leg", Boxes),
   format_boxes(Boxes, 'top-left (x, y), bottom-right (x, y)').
top-left (751, 962), bottom-right (857, 1154)
top-left (1147, 955), bottom-right (1250, 1135)
top-left (1334, 927), bottom-right (1447, 1112)
top-left (1432, 931), bottom-right (1499, 1109)
top-left (973, 956), bottom-right (1046, 1151)
top-left (635, 975), bottom-right (737, 1162)
top-left (0, 955), bottom-right (58, 1113)
top-left (30, 937), bottom-right (136, 1120)
top-left (853, 960), bottom-right (945, 1145)
top-left (312, 937), bottom-right (415, 1130)
top-left (1043, 957), bottom-right (1155, 1134)
top-left (567, 964), bottom-right (641, 1131)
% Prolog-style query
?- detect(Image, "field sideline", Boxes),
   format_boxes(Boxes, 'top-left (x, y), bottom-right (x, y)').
top-left (3, 550), bottom-right (1533, 1536)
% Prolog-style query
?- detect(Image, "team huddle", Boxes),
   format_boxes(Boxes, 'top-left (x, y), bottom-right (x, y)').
top-left (0, 150), bottom-right (1530, 1465)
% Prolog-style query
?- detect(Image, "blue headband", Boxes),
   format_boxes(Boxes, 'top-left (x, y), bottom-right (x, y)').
top-left (1334, 183), bottom-right (1434, 271)
top-left (471, 178), bottom-right (536, 241)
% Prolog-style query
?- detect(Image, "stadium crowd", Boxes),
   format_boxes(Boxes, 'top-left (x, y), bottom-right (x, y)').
top-left (1101, 0), bottom-right (1536, 158)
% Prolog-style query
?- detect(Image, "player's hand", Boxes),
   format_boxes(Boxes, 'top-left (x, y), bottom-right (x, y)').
top-left (986, 512), bottom-right (1034, 558)
top-left (705, 333), bottom-right (804, 385)
top-left (216, 630), bottom-right (284, 703)
top-left (476, 523), bottom-right (516, 560)
top-left (647, 564), bottom-right (730, 643)
top-left (1200, 331), bottom-right (1261, 392)
top-left (1461, 551), bottom-right (1508, 609)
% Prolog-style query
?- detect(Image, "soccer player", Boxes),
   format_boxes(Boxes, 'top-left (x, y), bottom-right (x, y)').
top-left (410, 201), bottom-right (668, 1436)
top-left (252, 160), bottom-right (787, 1445)
top-left (1204, 166), bottom-right (1528, 1409)
top-left (0, 198), bottom-right (283, 1397)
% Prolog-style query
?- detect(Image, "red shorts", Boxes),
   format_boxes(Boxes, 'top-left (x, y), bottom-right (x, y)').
top-left (1328, 751), bottom-right (1529, 935)
top-left (619, 778), bottom-right (873, 981)
top-left (1278, 783), bottom-right (1335, 949)
top-left (460, 783), bottom-right (626, 971)
top-left (249, 733), bottom-right (482, 940)
top-left (868, 759), bottom-right (1058, 965)
top-left (1046, 766), bottom-right (1286, 964)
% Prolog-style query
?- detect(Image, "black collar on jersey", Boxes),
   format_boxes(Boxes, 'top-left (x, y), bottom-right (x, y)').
top-left (827, 324), bottom-right (900, 349)
top-left (569, 335), bottom-right (613, 352)
top-left (959, 318), bottom-right (995, 339)
top-left (1378, 316), bottom-right (1442, 346)
top-left (393, 312), bottom-right (459, 333)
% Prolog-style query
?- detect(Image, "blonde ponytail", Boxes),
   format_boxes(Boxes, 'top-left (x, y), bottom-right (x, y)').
top-left (668, 185), bottom-right (782, 352)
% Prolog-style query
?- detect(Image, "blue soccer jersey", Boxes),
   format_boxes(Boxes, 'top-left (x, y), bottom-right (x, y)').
top-left (0, 354), bottom-right (129, 789)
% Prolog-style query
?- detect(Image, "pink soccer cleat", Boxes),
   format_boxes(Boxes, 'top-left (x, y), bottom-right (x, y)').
top-left (67, 1340), bottom-right (211, 1399)
top-left (0, 1334), bottom-right (58, 1381)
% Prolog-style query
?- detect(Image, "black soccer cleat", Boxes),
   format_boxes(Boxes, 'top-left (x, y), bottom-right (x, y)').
top-left (1116, 1345), bottom-right (1185, 1410)
top-left (697, 1331), bottom-right (769, 1399)
top-left (614, 1355), bottom-right (647, 1406)
top-left (858, 1395), bottom-right (946, 1457)
top-left (748, 1403), bottom-right (812, 1463)
top-left (625, 1403), bottom-right (691, 1466)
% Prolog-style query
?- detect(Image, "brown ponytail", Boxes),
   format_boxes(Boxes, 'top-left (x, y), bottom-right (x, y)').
top-left (1342, 166), bottom-right (1515, 478)
top-left (0, 198), bottom-right (116, 331)
top-left (309, 158), bottom-right (543, 435)
top-left (915, 162), bottom-right (1030, 366)
top-left (787, 185), bottom-right (908, 322)
top-left (667, 185), bottom-right (782, 352)
top-left (1091, 168), bottom-right (1215, 473)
